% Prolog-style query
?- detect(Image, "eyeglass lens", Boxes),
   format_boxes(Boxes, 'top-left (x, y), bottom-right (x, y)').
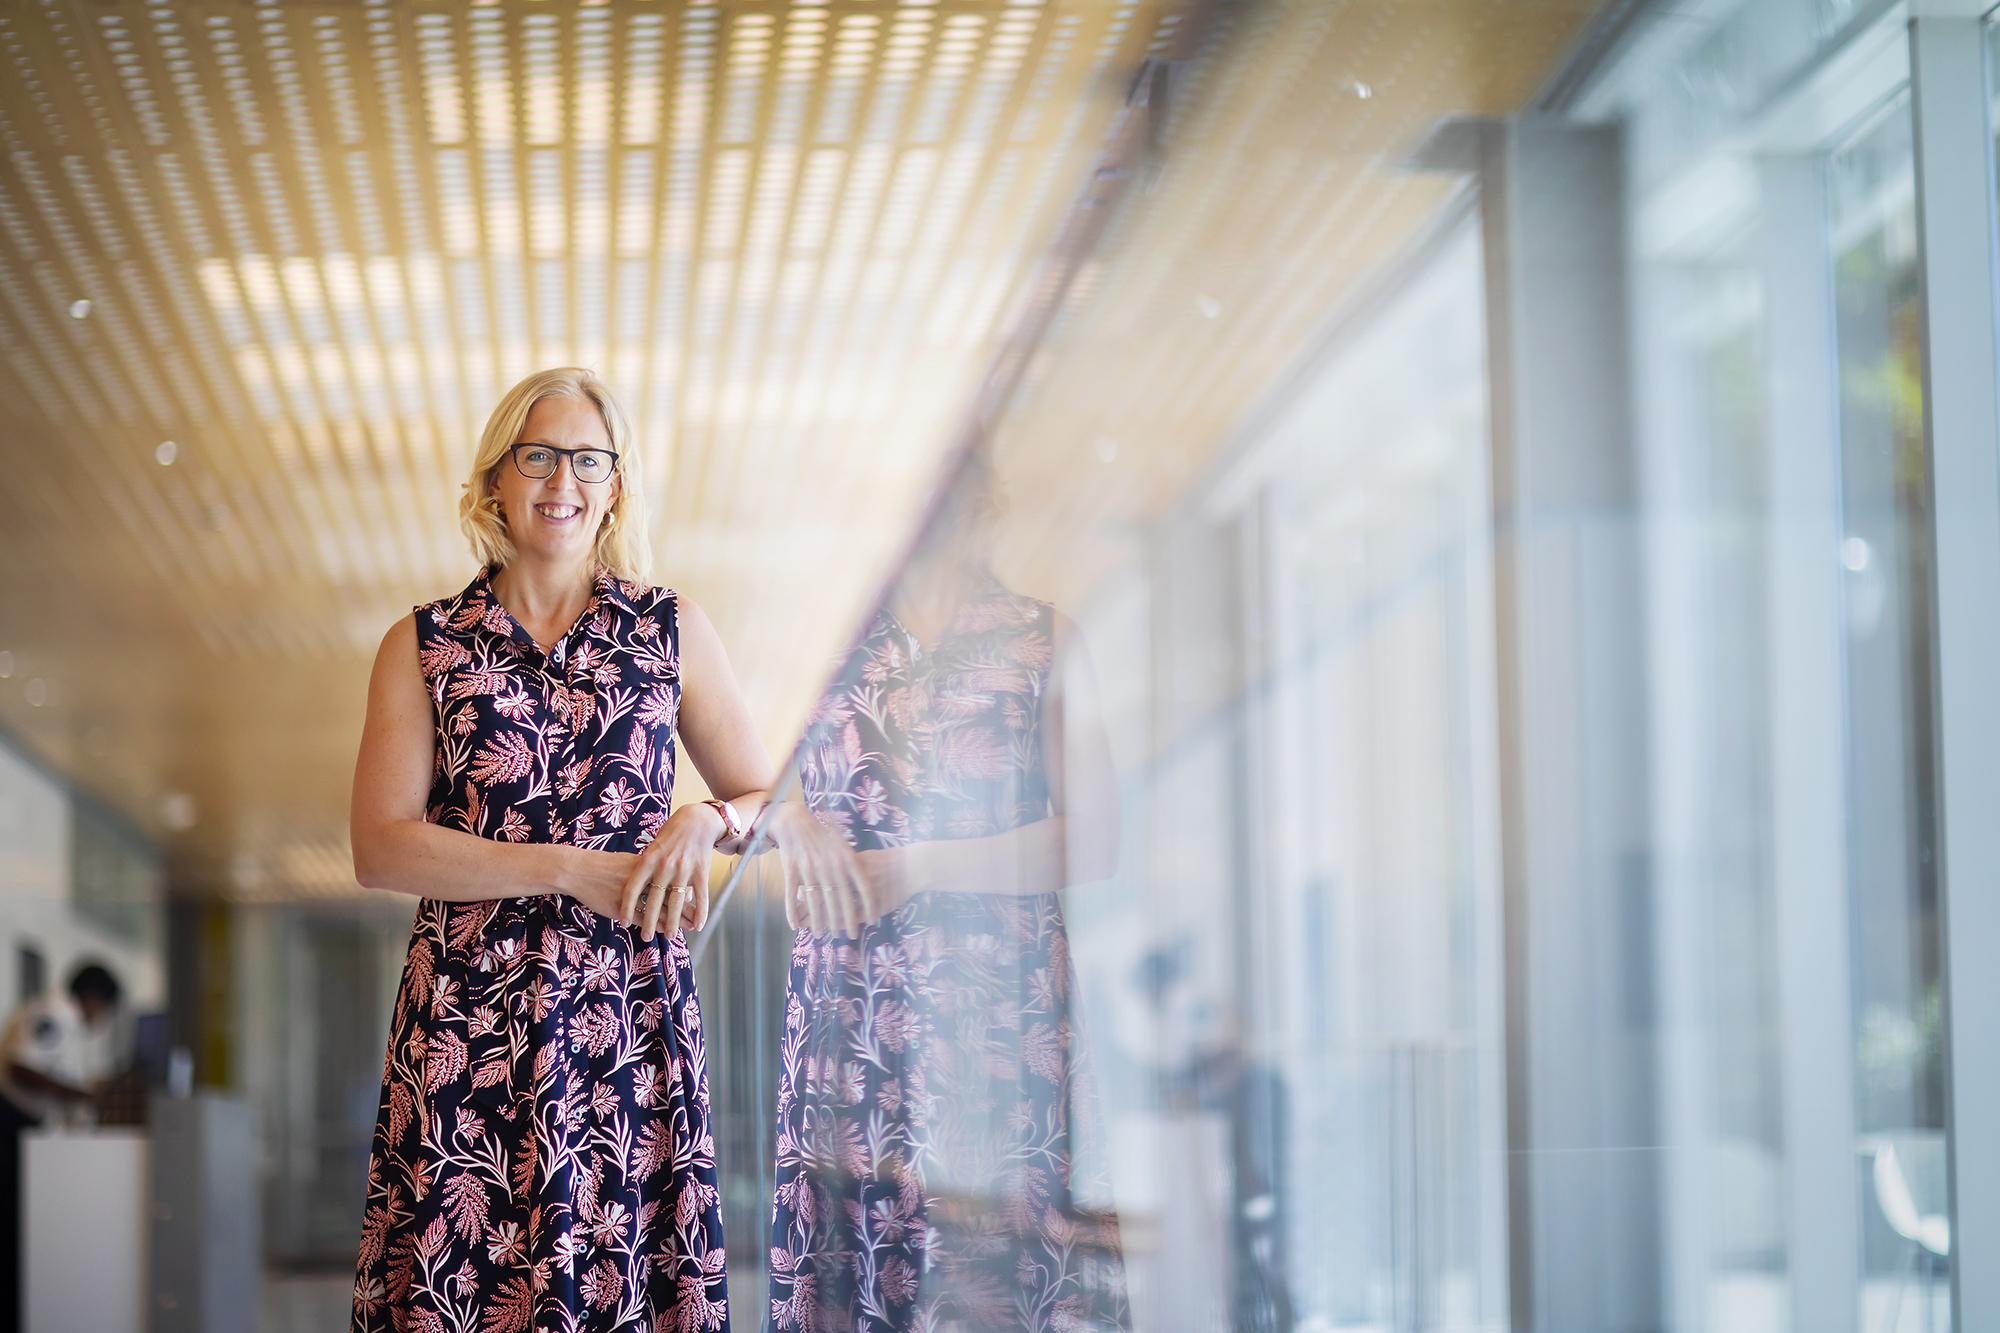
top-left (513, 445), bottom-right (616, 483)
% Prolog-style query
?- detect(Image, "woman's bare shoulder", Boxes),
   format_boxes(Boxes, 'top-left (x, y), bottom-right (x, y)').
top-left (369, 613), bottom-right (427, 700)
top-left (377, 611), bottom-right (419, 658)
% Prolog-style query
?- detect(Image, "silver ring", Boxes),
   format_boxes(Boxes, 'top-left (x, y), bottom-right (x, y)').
top-left (799, 883), bottom-right (818, 894)
top-left (672, 884), bottom-right (692, 895)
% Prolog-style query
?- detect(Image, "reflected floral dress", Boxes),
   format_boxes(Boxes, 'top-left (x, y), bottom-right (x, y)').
top-left (768, 583), bottom-right (1128, 1333)
top-left (354, 570), bottom-right (729, 1333)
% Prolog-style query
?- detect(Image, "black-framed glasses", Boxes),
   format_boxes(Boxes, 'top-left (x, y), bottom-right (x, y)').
top-left (509, 442), bottom-right (620, 484)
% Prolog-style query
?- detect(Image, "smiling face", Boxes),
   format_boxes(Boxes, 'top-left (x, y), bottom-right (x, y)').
top-left (488, 393), bottom-right (623, 571)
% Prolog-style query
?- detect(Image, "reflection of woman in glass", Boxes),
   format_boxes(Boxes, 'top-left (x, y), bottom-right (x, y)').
top-left (768, 457), bottom-right (1129, 1333)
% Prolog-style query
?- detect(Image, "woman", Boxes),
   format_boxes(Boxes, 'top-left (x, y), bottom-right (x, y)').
top-left (350, 368), bottom-right (784, 1333)
top-left (767, 464), bottom-right (1131, 1333)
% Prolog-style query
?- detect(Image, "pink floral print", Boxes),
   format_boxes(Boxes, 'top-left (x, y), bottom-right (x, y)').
top-left (355, 570), bottom-right (728, 1333)
top-left (769, 582), bottom-right (1129, 1333)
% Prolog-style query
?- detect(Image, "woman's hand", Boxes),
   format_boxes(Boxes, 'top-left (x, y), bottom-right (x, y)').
top-left (560, 848), bottom-right (642, 923)
top-left (855, 847), bottom-right (915, 922)
top-left (771, 804), bottom-right (874, 936)
top-left (609, 804), bottom-right (728, 941)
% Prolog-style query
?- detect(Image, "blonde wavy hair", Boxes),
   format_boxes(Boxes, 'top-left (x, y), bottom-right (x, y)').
top-left (459, 368), bottom-right (653, 582)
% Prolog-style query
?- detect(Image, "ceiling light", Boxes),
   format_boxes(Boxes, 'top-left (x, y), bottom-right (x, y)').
top-left (68, 298), bottom-right (91, 318)
top-left (155, 439), bottom-right (178, 464)
top-left (160, 792), bottom-right (197, 830)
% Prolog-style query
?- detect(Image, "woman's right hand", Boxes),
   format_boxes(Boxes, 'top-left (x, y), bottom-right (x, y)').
top-left (770, 804), bottom-right (874, 936)
top-left (562, 848), bottom-right (644, 924)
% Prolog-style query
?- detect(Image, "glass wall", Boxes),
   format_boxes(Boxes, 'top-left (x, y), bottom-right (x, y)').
top-left (694, 208), bottom-right (1508, 1332)
top-left (1828, 91), bottom-right (1948, 1324)
top-left (694, 2), bottom-right (1978, 1331)
top-left (1607, 3), bottom-right (1948, 1325)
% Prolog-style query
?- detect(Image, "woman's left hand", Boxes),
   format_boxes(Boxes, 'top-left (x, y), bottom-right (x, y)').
top-left (619, 804), bottom-right (728, 941)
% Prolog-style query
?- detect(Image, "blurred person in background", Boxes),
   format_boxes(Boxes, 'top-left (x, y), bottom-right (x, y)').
top-left (768, 456), bottom-right (1130, 1333)
top-left (0, 961), bottom-right (125, 1333)
top-left (348, 367), bottom-right (795, 1333)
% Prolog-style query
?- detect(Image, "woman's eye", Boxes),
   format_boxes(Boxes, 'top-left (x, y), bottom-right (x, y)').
top-left (525, 449), bottom-right (554, 465)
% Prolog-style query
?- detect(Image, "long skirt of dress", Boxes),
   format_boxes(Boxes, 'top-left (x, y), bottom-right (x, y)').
top-left (355, 895), bottom-right (729, 1333)
top-left (768, 891), bottom-right (1128, 1333)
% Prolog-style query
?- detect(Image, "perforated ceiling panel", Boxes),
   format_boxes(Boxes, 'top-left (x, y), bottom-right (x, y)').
top-left (0, 0), bottom-right (1180, 895)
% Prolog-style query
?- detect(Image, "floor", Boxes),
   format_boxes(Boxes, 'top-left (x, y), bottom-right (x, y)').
top-left (269, 1266), bottom-right (1955, 1333)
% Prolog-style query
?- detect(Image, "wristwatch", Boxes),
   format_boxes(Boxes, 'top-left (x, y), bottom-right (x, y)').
top-left (702, 798), bottom-right (747, 852)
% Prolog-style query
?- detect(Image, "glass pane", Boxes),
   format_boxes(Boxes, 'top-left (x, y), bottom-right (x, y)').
top-left (1829, 94), bottom-right (1950, 1332)
top-left (1629, 222), bottom-right (1786, 1325)
top-left (1255, 226), bottom-right (1502, 1328)
top-left (720, 216), bottom-right (1503, 1333)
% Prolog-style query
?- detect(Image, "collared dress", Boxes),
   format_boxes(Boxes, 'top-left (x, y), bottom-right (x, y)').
top-left (354, 569), bottom-right (728, 1333)
top-left (767, 583), bottom-right (1129, 1333)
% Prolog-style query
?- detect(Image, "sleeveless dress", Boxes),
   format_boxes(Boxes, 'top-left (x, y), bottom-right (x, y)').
top-left (767, 582), bottom-right (1129, 1333)
top-left (354, 569), bottom-right (729, 1333)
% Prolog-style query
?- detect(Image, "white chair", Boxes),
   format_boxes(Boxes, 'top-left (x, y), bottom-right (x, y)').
top-left (1861, 1133), bottom-right (1949, 1333)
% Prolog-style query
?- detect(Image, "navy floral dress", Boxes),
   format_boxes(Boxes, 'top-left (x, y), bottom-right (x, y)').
top-left (355, 569), bottom-right (729, 1333)
top-left (768, 582), bottom-right (1129, 1333)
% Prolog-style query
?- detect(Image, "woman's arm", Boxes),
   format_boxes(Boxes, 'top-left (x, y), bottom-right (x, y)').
top-left (824, 611), bottom-right (1123, 925)
top-left (349, 614), bottom-right (632, 917)
top-left (673, 596), bottom-right (777, 808)
top-left (604, 595), bottom-right (782, 937)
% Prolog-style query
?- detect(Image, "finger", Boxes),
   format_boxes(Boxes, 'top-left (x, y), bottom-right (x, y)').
top-left (837, 881), bottom-right (860, 938)
top-left (819, 874), bottom-right (841, 936)
top-left (620, 862), bottom-right (652, 926)
top-left (779, 854), bottom-right (802, 929)
top-left (805, 879), bottom-right (829, 936)
top-left (847, 860), bottom-right (876, 923)
top-left (664, 868), bottom-right (689, 932)
top-left (640, 881), bottom-right (667, 942)
top-left (679, 858), bottom-right (701, 930)
top-left (692, 860), bottom-right (712, 932)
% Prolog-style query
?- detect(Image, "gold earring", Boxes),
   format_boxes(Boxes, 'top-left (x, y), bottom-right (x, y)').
top-left (603, 509), bottom-right (617, 527)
